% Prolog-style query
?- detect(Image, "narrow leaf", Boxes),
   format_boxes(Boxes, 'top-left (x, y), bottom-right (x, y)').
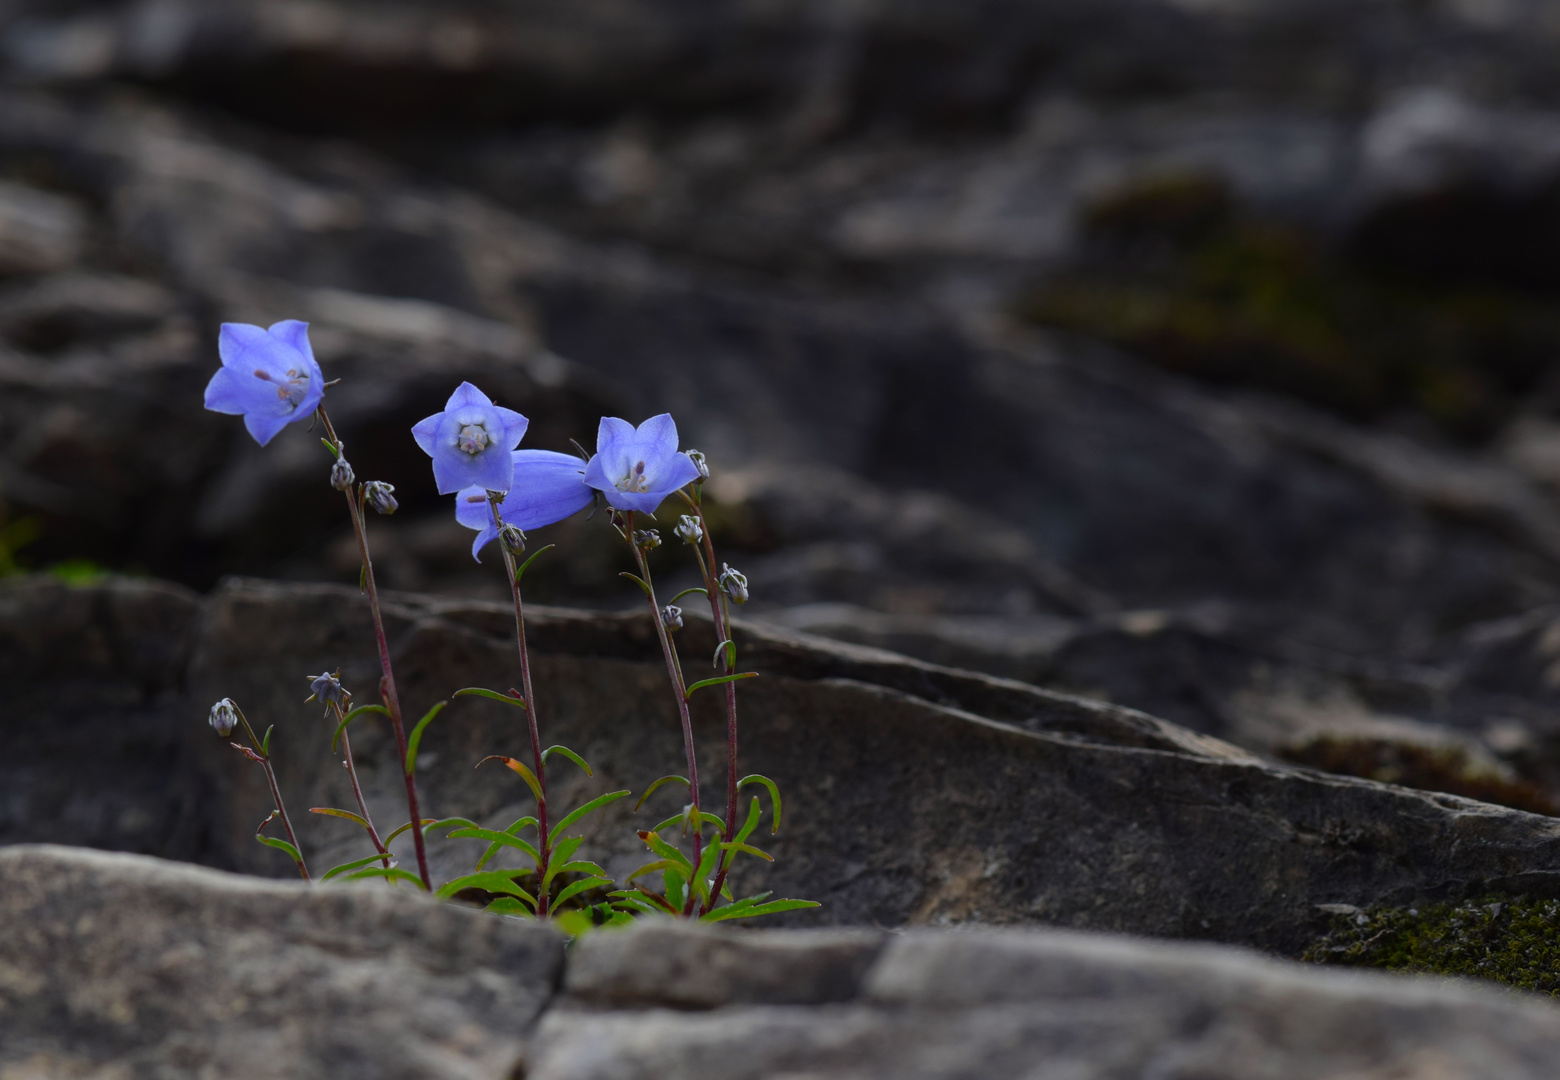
top-left (639, 829), bottom-right (694, 873)
top-left (446, 827), bottom-right (541, 863)
top-left (309, 807), bottom-right (372, 830)
top-left (383, 818), bottom-right (437, 845)
top-left (632, 774), bottom-right (690, 812)
top-left (608, 889), bottom-right (677, 915)
top-left (475, 816), bottom-right (539, 871)
top-left (712, 639), bottom-right (733, 670)
top-left (738, 774), bottom-right (784, 833)
top-left (541, 744), bottom-right (593, 777)
top-left (733, 796), bottom-right (763, 846)
top-left (669, 586), bottom-right (707, 604)
top-left (261, 725), bottom-right (274, 755)
top-left (618, 571), bottom-right (652, 597)
top-left (720, 841), bottom-right (773, 862)
top-left (513, 543), bottom-right (555, 584)
top-left (403, 700), bottom-right (448, 776)
top-left (684, 672), bottom-right (758, 701)
top-left (702, 898), bottom-right (821, 922)
top-left (322, 852), bottom-right (396, 881)
top-left (485, 896), bottom-right (535, 917)
top-left (547, 789), bottom-right (631, 847)
top-left (331, 703), bottom-right (389, 751)
top-left (626, 860), bottom-right (677, 882)
top-left (255, 834), bottom-right (302, 863)
top-left (436, 871), bottom-right (537, 904)
top-left (478, 755), bottom-right (544, 803)
top-left (345, 866), bottom-right (427, 889)
top-left (453, 687), bottom-right (527, 710)
top-left (552, 876), bottom-right (611, 909)
top-left (691, 836), bottom-right (722, 905)
top-left (544, 860), bottom-right (606, 890)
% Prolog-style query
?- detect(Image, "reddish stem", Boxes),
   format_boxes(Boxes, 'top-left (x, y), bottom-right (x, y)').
top-left (336, 706), bottom-right (390, 867)
top-left (234, 706), bottom-right (309, 881)
top-left (318, 408), bottom-right (432, 890)
top-left (688, 494), bottom-right (741, 913)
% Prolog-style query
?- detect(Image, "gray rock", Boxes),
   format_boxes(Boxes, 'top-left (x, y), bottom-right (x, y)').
top-left (0, 844), bottom-right (562, 1080)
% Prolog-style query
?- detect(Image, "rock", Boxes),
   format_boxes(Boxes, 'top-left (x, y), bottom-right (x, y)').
top-left (12, 575), bottom-right (1560, 956)
top-left (0, 844), bottom-right (562, 1080)
top-left (530, 921), bottom-right (1560, 1080)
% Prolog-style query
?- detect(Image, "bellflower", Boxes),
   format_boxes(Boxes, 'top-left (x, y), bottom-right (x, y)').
top-left (412, 382), bottom-right (529, 495)
top-left (455, 450), bottom-right (594, 561)
top-left (204, 321), bottom-right (324, 446)
top-left (582, 415), bottom-right (702, 514)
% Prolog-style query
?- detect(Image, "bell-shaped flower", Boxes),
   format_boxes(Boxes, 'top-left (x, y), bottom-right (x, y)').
top-left (204, 321), bottom-right (325, 446)
top-left (411, 382), bottom-right (529, 495)
top-left (582, 414), bottom-right (701, 515)
top-left (455, 450), bottom-right (594, 561)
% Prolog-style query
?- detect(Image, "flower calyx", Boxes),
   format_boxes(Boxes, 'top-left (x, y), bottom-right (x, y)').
top-left (634, 528), bottom-right (661, 552)
top-left (363, 481), bottom-right (398, 515)
top-left (208, 698), bottom-right (238, 737)
top-left (499, 522), bottom-right (527, 557)
top-left (661, 604), bottom-right (683, 631)
top-left (306, 670), bottom-right (350, 715)
top-left (686, 449), bottom-right (709, 480)
top-left (719, 563), bottom-right (749, 604)
top-left (330, 458), bottom-right (355, 492)
top-left (675, 514), bottom-right (703, 545)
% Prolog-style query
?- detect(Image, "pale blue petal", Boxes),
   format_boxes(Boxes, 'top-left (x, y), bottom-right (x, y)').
top-left (217, 322), bottom-right (275, 369)
top-left (432, 438), bottom-right (513, 495)
top-left (244, 410), bottom-right (292, 447)
top-left (606, 488), bottom-right (666, 515)
top-left (411, 414), bottom-right (440, 456)
top-left (502, 450), bottom-right (593, 529)
top-left (595, 416), bottom-right (635, 455)
top-left (654, 451), bottom-right (702, 495)
top-left (453, 487), bottom-right (499, 561)
top-left (267, 320), bottom-right (313, 364)
top-left (495, 406), bottom-right (529, 450)
top-left (582, 452), bottom-right (610, 494)
top-left (445, 381), bottom-right (492, 411)
top-left (203, 366), bottom-right (249, 414)
top-left (636, 413), bottom-right (679, 459)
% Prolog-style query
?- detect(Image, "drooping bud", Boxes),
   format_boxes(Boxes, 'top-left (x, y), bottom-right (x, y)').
top-left (719, 563), bottom-right (749, 604)
top-left (661, 604), bottom-right (683, 630)
top-left (675, 515), bottom-right (703, 545)
top-left (364, 481), bottom-right (398, 515)
top-left (499, 522), bottom-right (527, 557)
top-left (634, 528), bottom-right (661, 551)
top-left (686, 449), bottom-right (709, 480)
top-left (208, 698), bottom-right (238, 737)
top-left (306, 670), bottom-right (349, 713)
top-left (330, 458), bottom-right (355, 492)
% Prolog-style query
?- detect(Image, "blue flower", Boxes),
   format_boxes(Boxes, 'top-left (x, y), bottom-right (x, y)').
top-left (411, 382), bottom-right (529, 495)
top-left (455, 450), bottom-right (594, 561)
top-left (582, 415), bottom-right (701, 515)
top-left (204, 321), bottom-right (324, 446)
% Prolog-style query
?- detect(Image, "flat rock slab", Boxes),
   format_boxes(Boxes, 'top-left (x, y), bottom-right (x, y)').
top-left (9, 577), bottom-right (1560, 954)
top-left (6, 847), bottom-right (1560, 1080)
top-left (0, 845), bottom-right (562, 1080)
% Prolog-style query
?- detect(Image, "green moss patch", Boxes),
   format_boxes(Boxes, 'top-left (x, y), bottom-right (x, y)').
top-left (1305, 896), bottom-right (1560, 993)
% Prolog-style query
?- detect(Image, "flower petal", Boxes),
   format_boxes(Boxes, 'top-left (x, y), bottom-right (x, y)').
top-left (635, 413), bottom-right (680, 460)
top-left (267, 320), bottom-right (313, 364)
top-left (495, 406), bottom-right (529, 450)
top-left (244, 410), bottom-right (293, 447)
top-left (582, 452), bottom-right (610, 494)
top-left (654, 451), bottom-right (702, 495)
top-left (502, 450), bottom-right (594, 529)
top-left (217, 322), bottom-right (276, 370)
top-left (595, 416), bottom-right (635, 455)
top-left (411, 414), bottom-right (441, 456)
top-left (203, 366), bottom-right (249, 415)
top-left (445, 381), bottom-right (493, 411)
top-left (453, 487), bottom-right (499, 561)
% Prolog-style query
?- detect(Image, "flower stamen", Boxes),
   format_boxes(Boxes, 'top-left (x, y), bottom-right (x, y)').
top-left (615, 460), bottom-right (651, 493)
top-left (457, 423), bottom-right (491, 456)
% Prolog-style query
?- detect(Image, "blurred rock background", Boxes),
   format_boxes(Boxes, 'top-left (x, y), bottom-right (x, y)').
top-left (9, 0), bottom-right (1560, 808)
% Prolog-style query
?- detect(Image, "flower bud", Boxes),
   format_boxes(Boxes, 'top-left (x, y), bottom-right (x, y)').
top-left (330, 458), bottom-right (355, 492)
top-left (675, 515), bottom-right (703, 545)
top-left (719, 563), bottom-right (749, 604)
top-left (307, 670), bottom-right (349, 711)
top-left (364, 481), bottom-right (398, 515)
top-left (661, 604), bottom-right (683, 630)
top-left (686, 449), bottom-right (709, 480)
top-left (208, 698), bottom-right (238, 737)
top-left (499, 523), bottom-right (526, 557)
top-left (634, 528), bottom-right (661, 551)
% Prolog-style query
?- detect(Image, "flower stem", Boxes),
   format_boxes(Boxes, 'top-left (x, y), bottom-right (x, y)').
top-left (317, 407), bottom-right (432, 891)
top-left (625, 512), bottom-right (703, 914)
top-left (234, 705), bottom-right (310, 881)
top-left (331, 701), bottom-right (390, 868)
top-left (488, 494), bottom-right (552, 917)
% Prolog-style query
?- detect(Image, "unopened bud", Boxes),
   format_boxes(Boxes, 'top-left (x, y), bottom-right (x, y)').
top-left (330, 458), bottom-right (355, 492)
top-left (364, 481), bottom-right (398, 515)
top-left (719, 563), bottom-right (749, 604)
top-left (306, 670), bottom-right (349, 712)
top-left (499, 523), bottom-right (526, 557)
top-left (661, 604), bottom-right (683, 630)
top-left (686, 449), bottom-right (709, 480)
top-left (208, 698), bottom-right (238, 737)
top-left (634, 528), bottom-right (661, 551)
top-left (675, 515), bottom-right (703, 545)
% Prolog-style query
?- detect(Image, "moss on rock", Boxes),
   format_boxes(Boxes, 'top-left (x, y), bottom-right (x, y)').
top-left (1305, 896), bottom-right (1560, 993)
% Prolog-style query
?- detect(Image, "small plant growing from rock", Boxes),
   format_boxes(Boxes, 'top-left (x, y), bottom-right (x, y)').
top-left (200, 320), bottom-right (815, 926)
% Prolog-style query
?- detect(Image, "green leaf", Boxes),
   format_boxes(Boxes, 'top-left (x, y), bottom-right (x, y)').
top-left (683, 672), bottom-right (758, 701)
top-left (540, 744), bottom-right (593, 777)
top-left (345, 866), bottom-right (427, 889)
top-left (322, 852), bottom-right (395, 881)
top-left (453, 687), bottom-right (527, 710)
top-left (255, 834), bottom-right (302, 864)
top-left (608, 889), bottom-right (676, 915)
top-left (383, 818), bottom-right (437, 845)
top-left (403, 700), bottom-right (448, 776)
top-left (639, 830), bottom-right (694, 873)
top-left (436, 871), bottom-right (538, 904)
top-left (513, 543), bottom-right (555, 585)
top-left (668, 586), bottom-right (707, 604)
top-left (720, 842), bottom-right (773, 862)
top-left (478, 755), bottom-right (544, 803)
top-left (547, 789), bottom-right (631, 847)
top-left (425, 816), bottom-right (482, 835)
top-left (474, 816), bottom-right (539, 871)
top-left (626, 860), bottom-right (678, 882)
top-left (549, 835), bottom-right (586, 868)
top-left (690, 837), bottom-right (722, 905)
top-left (733, 796), bottom-right (764, 846)
top-left (552, 875), bottom-right (611, 909)
top-left (544, 860), bottom-right (606, 890)
top-left (712, 639), bottom-right (734, 670)
top-left (663, 868), bottom-right (687, 912)
top-left (261, 725), bottom-right (274, 755)
top-left (359, 563), bottom-right (367, 593)
top-left (701, 898), bottom-right (821, 922)
top-left (445, 827), bottom-right (541, 864)
top-left (321, 437), bottom-right (341, 458)
top-left (618, 571), bottom-right (652, 597)
top-left (309, 807), bottom-right (372, 831)
top-left (738, 774), bottom-right (784, 833)
top-left (331, 704), bottom-right (390, 751)
top-left (649, 809), bottom-right (724, 836)
top-left (484, 896), bottom-right (535, 917)
top-left (633, 775), bottom-right (690, 812)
